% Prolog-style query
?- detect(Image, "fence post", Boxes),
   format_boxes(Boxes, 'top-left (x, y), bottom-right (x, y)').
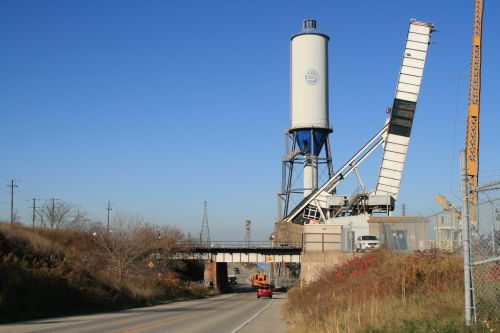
top-left (460, 149), bottom-right (473, 326)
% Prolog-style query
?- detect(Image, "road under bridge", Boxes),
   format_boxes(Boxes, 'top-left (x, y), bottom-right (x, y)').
top-left (176, 242), bottom-right (302, 291)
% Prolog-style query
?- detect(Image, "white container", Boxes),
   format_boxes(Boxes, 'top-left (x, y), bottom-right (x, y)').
top-left (290, 21), bottom-right (330, 130)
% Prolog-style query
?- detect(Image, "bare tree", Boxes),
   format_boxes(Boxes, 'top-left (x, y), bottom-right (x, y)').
top-left (92, 213), bottom-right (189, 282)
top-left (94, 214), bottom-right (147, 281)
top-left (136, 223), bottom-right (186, 274)
top-left (37, 200), bottom-right (89, 230)
top-left (67, 209), bottom-right (91, 231)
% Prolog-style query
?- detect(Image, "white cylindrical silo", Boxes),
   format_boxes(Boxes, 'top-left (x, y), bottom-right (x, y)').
top-left (290, 20), bottom-right (330, 130)
top-left (290, 20), bottom-right (331, 198)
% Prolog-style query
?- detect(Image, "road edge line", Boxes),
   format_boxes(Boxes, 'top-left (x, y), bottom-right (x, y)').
top-left (229, 299), bottom-right (273, 333)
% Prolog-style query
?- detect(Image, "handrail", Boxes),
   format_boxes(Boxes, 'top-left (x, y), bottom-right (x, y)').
top-left (179, 241), bottom-right (303, 249)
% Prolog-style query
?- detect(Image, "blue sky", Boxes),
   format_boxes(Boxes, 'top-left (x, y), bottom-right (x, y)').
top-left (0, 1), bottom-right (499, 240)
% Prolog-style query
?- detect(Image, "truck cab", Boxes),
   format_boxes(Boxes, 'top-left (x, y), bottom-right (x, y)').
top-left (251, 274), bottom-right (268, 288)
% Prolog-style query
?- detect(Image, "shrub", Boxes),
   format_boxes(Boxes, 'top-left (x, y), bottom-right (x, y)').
top-left (0, 221), bottom-right (210, 323)
top-left (286, 249), bottom-right (494, 333)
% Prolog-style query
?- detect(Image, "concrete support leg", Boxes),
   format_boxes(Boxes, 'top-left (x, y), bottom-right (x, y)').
top-left (204, 260), bottom-right (216, 288)
top-left (216, 262), bottom-right (229, 293)
top-left (204, 261), bottom-right (229, 293)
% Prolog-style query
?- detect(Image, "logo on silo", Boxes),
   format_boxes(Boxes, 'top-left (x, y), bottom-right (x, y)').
top-left (304, 69), bottom-right (319, 85)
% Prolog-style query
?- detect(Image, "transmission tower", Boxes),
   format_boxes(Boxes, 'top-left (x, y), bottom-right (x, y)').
top-left (200, 201), bottom-right (210, 246)
top-left (244, 220), bottom-right (251, 246)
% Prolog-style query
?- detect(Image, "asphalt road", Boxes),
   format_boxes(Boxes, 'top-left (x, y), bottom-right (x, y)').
top-left (0, 286), bottom-right (288, 333)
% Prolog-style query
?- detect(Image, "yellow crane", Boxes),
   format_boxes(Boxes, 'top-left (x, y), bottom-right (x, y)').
top-left (434, 194), bottom-right (454, 211)
top-left (465, 0), bottom-right (483, 225)
top-left (434, 193), bottom-right (461, 220)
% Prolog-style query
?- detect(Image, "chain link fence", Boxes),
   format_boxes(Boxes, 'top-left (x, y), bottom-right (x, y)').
top-left (427, 210), bottom-right (462, 252)
top-left (368, 216), bottom-right (442, 252)
top-left (471, 189), bottom-right (500, 324)
top-left (377, 218), bottom-right (432, 252)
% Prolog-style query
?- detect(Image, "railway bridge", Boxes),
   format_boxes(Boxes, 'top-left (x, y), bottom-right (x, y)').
top-left (185, 241), bottom-right (302, 263)
top-left (176, 241), bottom-right (302, 291)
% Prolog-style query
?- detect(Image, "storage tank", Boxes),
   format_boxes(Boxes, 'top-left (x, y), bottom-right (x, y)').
top-left (291, 19), bottom-right (330, 131)
top-left (290, 19), bottom-right (332, 196)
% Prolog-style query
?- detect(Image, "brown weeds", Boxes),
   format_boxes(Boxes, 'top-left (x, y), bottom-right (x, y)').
top-left (0, 221), bottom-right (209, 323)
top-left (286, 249), bottom-right (472, 332)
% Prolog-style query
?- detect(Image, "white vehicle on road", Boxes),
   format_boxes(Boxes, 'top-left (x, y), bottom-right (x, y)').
top-left (355, 235), bottom-right (381, 252)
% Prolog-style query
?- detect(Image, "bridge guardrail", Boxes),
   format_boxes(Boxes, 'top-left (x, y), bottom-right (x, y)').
top-left (178, 241), bottom-right (303, 249)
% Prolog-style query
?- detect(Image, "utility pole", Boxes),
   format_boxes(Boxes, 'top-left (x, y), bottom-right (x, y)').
top-left (7, 180), bottom-right (18, 224)
top-left (50, 198), bottom-right (58, 229)
top-left (106, 201), bottom-right (112, 233)
top-left (402, 203), bottom-right (406, 216)
top-left (460, 149), bottom-right (473, 326)
top-left (30, 198), bottom-right (38, 229)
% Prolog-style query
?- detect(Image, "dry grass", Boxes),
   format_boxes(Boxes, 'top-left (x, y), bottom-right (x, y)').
top-left (0, 221), bottom-right (210, 323)
top-left (286, 249), bottom-right (497, 332)
top-left (0, 222), bottom-right (60, 255)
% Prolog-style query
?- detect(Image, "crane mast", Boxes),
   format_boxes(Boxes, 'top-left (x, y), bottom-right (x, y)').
top-left (466, 0), bottom-right (483, 225)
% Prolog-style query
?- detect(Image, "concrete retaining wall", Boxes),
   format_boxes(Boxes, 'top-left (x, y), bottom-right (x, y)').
top-left (300, 251), bottom-right (359, 282)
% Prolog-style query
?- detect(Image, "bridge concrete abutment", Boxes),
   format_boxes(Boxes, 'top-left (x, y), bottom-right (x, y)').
top-left (300, 251), bottom-right (357, 282)
top-left (300, 224), bottom-right (360, 282)
top-left (204, 260), bottom-right (229, 292)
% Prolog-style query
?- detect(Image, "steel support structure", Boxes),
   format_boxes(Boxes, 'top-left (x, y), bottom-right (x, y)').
top-left (284, 124), bottom-right (389, 223)
top-left (280, 130), bottom-right (333, 219)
